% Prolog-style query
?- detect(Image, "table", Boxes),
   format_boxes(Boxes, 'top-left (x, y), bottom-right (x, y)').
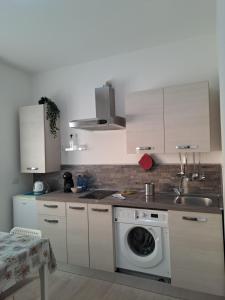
top-left (0, 232), bottom-right (56, 300)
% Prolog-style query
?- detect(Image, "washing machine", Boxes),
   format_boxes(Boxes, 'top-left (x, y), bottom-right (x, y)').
top-left (114, 207), bottom-right (171, 278)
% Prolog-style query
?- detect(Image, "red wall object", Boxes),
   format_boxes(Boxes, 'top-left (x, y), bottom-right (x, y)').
top-left (138, 153), bottom-right (154, 170)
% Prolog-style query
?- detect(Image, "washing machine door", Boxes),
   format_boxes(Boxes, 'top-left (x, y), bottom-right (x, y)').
top-left (122, 225), bottom-right (163, 268)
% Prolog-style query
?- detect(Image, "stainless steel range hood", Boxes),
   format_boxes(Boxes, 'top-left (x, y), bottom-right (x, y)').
top-left (69, 84), bottom-right (126, 130)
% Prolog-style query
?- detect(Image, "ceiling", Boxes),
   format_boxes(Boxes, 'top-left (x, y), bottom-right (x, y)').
top-left (0, 0), bottom-right (216, 73)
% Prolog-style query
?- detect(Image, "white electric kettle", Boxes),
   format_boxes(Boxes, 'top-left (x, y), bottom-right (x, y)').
top-left (33, 181), bottom-right (45, 195)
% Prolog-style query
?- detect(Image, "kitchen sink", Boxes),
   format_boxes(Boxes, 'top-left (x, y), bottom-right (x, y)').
top-left (174, 196), bottom-right (213, 207)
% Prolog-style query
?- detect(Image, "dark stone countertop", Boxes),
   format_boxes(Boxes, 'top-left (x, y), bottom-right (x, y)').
top-left (37, 190), bottom-right (223, 214)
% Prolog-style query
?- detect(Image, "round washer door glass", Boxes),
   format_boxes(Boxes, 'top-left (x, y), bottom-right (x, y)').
top-left (127, 226), bottom-right (155, 257)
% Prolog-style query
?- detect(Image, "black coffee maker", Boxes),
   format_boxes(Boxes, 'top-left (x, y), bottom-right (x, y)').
top-left (63, 172), bottom-right (74, 193)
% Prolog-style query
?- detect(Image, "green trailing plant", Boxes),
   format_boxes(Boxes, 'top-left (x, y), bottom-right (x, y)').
top-left (38, 97), bottom-right (60, 138)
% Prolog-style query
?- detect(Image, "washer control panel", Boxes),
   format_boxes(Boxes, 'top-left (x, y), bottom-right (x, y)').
top-left (114, 207), bottom-right (168, 227)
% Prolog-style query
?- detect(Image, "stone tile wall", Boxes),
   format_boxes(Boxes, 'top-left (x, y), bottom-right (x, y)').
top-left (34, 164), bottom-right (222, 195)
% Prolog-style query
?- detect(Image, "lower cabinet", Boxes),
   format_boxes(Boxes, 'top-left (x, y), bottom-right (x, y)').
top-left (67, 202), bottom-right (89, 267)
top-left (168, 210), bottom-right (225, 296)
top-left (38, 214), bottom-right (67, 263)
top-left (37, 201), bottom-right (67, 263)
top-left (37, 200), bottom-right (115, 272)
top-left (88, 204), bottom-right (115, 272)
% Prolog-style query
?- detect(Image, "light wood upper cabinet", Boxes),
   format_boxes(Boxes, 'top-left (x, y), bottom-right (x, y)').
top-left (88, 204), bottom-right (115, 272)
top-left (67, 203), bottom-right (89, 268)
top-left (19, 104), bottom-right (60, 173)
top-left (164, 81), bottom-right (210, 152)
top-left (126, 88), bottom-right (164, 154)
top-left (168, 210), bottom-right (225, 296)
top-left (126, 81), bottom-right (215, 154)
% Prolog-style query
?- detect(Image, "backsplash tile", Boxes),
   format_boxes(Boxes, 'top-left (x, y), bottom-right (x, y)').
top-left (34, 164), bottom-right (222, 195)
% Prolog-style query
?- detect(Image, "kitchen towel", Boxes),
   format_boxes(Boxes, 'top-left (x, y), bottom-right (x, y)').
top-left (138, 153), bottom-right (154, 170)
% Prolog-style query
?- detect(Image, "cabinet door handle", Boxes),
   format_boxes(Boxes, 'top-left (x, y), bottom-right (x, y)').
top-left (69, 206), bottom-right (85, 210)
top-left (43, 204), bottom-right (58, 208)
top-left (92, 208), bottom-right (109, 212)
top-left (27, 167), bottom-right (39, 171)
top-left (44, 219), bottom-right (59, 224)
top-left (182, 216), bottom-right (207, 222)
top-left (136, 146), bottom-right (153, 151)
top-left (176, 145), bottom-right (198, 150)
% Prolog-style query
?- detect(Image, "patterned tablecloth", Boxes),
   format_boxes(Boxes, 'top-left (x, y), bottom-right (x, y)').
top-left (0, 232), bottom-right (56, 294)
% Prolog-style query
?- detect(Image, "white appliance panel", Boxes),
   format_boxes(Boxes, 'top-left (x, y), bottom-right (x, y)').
top-left (13, 195), bottom-right (38, 229)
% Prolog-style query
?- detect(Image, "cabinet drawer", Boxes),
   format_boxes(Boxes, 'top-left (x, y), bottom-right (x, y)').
top-left (38, 214), bottom-right (67, 263)
top-left (38, 201), bottom-right (65, 216)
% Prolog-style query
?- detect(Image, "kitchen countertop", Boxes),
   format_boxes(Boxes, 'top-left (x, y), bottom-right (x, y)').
top-left (37, 190), bottom-right (223, 214)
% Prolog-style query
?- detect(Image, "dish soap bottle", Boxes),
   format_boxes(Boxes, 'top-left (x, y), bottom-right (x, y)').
top-left (76, 175), bottom-right (83, 193)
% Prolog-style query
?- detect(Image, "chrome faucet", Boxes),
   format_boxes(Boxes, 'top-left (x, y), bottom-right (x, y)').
top-left (173, 187), bottom-right (182, 196)
top-left (173, 175), bottom-right (189, 196)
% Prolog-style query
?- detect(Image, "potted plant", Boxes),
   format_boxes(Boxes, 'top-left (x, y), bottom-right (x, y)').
top-left (38, 97), bottom-right (60, 138)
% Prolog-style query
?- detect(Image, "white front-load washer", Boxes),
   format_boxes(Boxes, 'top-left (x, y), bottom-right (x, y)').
top-left (114, 207), bottom-right (171, 278)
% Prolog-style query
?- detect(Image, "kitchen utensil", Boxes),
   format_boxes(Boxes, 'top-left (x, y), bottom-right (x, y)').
top-left (112, 193), bottom-right (126, 200)
top-left (145, 183), bottom-right (150, 196)
top-left (198, 153), bottom-right (206, 181)
top-left (192, 153), bottom-right (199, 180)
top-left (177, 153), bottom-right (184, 176)
top-left (121, 190), bottom-right (137, 196)
top-left (33, 181), bottom-right (45, 195)
top-left (184, 152), bottom-right (188, 175)
top-left (145, 183), bottom-right (155, 196)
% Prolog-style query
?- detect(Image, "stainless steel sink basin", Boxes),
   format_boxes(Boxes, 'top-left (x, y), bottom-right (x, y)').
top-left (174, 196), bottom-right (213, 207)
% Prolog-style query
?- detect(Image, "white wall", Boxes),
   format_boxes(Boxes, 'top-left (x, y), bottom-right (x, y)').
top-left (217, 0), bottom-right (225, 229)
top-left (0, 60), bottom-right (33, 231)
top-left (32, 35), bottom-right (221, 165)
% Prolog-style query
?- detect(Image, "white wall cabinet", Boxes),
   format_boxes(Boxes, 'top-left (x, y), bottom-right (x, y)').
top-left (126, 88), bottom-right (164, 154)
top-left (88, 204), bottom-right (115, 272)
top-left (19, 104), bottom-right (60, 173)
top-left (67, 202), bottom-right (89, 268)
top-left (37, 201), bottom-right (67, 263)
top-left (168, 210), bottom-right (225, 296)
top-left (164, 81), bottom-right (210, 153)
